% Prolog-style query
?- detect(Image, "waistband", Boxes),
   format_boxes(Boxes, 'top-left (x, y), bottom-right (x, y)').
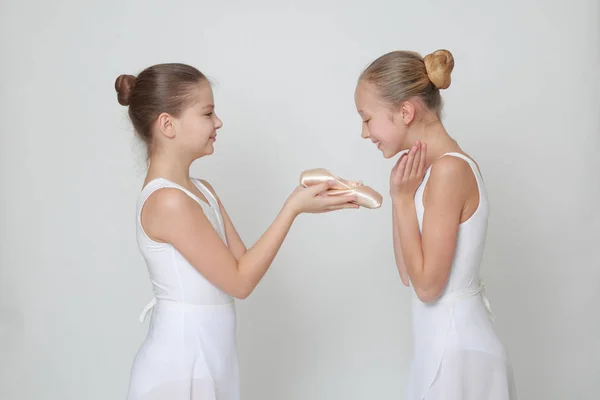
top-left (433, 281), bottom-right (495, 323)
top-left (139, 297), bottom-right (235, 323)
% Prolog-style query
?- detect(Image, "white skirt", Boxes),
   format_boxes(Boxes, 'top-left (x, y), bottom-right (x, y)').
top-left (127, 299), bottom-right (239, 400)
top-left (406, 289), bottom-right (517, 400)
top-left (424, 349), bottom-right (517, 399)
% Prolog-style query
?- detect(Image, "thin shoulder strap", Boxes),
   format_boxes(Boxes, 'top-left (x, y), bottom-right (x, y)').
top-left (439, 152), bottom-right (484, 182)
top-left (193, 179), bottom-right (219, 209)
top-left (138, 178), bottom-right (204, 216)
top-left (192, 179), bottom-right (227, 238)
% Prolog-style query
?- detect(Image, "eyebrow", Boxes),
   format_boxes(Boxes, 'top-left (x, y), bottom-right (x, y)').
top-left (202, 104), bottom-right (214, 110)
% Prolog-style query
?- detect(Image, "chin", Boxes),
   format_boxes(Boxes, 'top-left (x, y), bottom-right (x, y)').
top-left (387, 146), bottom-right (407, 159)
top-left (380, 148), bottom-right (394, 159)
top-left (195, 147), bottom-right (214, 158)
top-left (205, 142), bottom-right (215, 154)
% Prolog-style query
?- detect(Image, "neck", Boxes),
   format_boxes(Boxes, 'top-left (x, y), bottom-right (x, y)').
top-left (146, 150), bottom-right (196, 187)
top-left (407, 118), bottom-right (461, 167)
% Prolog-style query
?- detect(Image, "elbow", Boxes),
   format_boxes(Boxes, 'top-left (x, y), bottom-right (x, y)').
top-left (232, 281), bottom-right (255, 300)
top-left (234, 290), bottom-right (251, 300)
top-left (234, 292), bottom-right (250, 300)
top-left (413, 266), bottom-right (449, 304)
top-left (414, 285), bottom-right (444, 304)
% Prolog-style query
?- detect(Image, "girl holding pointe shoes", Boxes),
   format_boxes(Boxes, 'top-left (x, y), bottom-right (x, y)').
top-left (115, 63), bottom-right (358, 400)
top-left (354, 50), bottom-right (517, 399)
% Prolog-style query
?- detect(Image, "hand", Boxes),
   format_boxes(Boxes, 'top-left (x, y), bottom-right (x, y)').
top-left (284, 182), bottom-right (359, 216)
top-left (390, 141), bottom-right (427, 201)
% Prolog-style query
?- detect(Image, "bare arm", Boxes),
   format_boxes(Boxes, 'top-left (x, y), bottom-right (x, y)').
top-left (199, 180), bottom-right (247, 261)
top-left (393, 156), bottom-right (472, 303)
top-left (391, 204), bottom-right (410, 287)
top-left (142, 183), bottom-right (356, 299)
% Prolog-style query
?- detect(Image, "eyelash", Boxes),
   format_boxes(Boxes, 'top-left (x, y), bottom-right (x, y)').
top-left (205, 112), bottom-right (213, 117)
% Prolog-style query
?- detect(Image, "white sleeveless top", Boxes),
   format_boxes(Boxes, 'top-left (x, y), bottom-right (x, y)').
top-left (127, 177), bottom-right (240, 400)
top-left (406, 153), bottom-right (516, 399)
top-left (415, 152), bottom-right (490, 296)
top-left (136, 177), bottom-right (233, 311)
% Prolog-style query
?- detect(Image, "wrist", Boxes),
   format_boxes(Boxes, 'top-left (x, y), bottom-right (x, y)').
top-left (281, 202), bottom-right (299, 220)
top-left (391, 193), bottom-right (413, 206)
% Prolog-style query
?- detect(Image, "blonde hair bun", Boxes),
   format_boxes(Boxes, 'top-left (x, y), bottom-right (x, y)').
top-left (423, 49), bottom-right (454, 90)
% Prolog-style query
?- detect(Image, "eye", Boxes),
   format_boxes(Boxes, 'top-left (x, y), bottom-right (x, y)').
top-left (205, 112), bottom-right (213, 117)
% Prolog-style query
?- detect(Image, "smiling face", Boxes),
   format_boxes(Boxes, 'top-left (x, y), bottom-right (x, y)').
top-left (154, 79), bottom-right (223, 159)
top-left (172, 81), bottom-right (223, 157)
top-left (354, 80), bottom-right (408, 159)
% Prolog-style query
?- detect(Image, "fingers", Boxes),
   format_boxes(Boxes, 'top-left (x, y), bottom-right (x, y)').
top-left (410, 143), bottom-right (421, 179)
top-left (326, 189), bottom-right (354, 197)
top-left (308, 181), bottom-right (334, 195)
top-left (417, 142), bottom-right (427, 177)
top-left (405, 141), bottom-right (429, 180)
top-left (402, 145), bottom-right (417, 181)
top-left (396, 153), bottom-right (408, 179)
top-left (325, 203), bottom-right (360, 211)
top-left (325, 194), bottom-right (357, 206)
top-left (393, 151), bottom-right (407, 171)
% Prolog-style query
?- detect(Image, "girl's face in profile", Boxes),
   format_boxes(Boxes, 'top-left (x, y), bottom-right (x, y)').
top-left (354, 80), bottom-right (407, 159)
top-left (171, 80), bottom-right (223, 158)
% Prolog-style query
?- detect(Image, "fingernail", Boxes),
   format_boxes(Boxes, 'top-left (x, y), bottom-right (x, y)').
top-left (328, 180), bottom-right (335, 186)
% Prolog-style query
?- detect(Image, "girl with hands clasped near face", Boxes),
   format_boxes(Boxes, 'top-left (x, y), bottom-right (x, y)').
top-left (115, 64), bottom-right (357, 400)
top-left (355, 51), bottom-right (516, 399)
top-left (390, 141), bottom-right (428, 200)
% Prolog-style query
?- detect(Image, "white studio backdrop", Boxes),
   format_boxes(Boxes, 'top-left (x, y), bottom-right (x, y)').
top-left (1, 0), bottom-right (599, 399)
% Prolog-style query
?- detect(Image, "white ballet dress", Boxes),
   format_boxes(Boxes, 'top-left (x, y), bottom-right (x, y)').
top-left (405, 153), bottom-right (517, 400)
top-left (127, 178), bottom-right (239, 400)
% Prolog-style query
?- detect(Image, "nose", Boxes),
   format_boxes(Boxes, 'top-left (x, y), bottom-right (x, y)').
top-left (361, 125), bottom-right (370, 139)
top-left (215, 114), bottom-right (223, 129)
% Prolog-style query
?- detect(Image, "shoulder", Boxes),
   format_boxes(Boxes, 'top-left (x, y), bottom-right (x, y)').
top-left (430, 154), bottom-right (472, 178)
top-left (144, 187), bottom-right (198, 216)
top-left (427, 155), bottom-right (476, 198)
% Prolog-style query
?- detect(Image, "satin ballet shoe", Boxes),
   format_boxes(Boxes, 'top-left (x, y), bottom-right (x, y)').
top-left (299, 168), bottom-right (383, 209)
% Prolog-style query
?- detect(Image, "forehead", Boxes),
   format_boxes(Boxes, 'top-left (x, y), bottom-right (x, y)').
top-left (188, 80), bottom-right (214, 106)
top-left (355, 81), bottom-right (385, 111)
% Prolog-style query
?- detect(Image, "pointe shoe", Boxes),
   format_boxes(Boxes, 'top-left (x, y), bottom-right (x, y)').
top-left (300, 168), bottom-right (383, 209)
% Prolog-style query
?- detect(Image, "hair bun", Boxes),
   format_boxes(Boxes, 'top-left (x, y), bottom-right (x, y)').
top-left (423, 50), bottom-right (454, 90)
top-left (115, 74), bottom-right (137, 106)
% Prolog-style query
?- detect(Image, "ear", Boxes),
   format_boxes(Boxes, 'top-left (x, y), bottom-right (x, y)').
top-left (157, 112), bottom-right (176, 139)
top-left (396, 101), bottom-right (416, 126)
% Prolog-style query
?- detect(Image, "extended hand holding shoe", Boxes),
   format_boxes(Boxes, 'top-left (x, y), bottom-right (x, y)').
top-left (300, 168), bottom-right (383, 209)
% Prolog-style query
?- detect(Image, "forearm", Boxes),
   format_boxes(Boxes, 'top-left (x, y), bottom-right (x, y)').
top-left (225, 230), bottom-right (247, 261)
top-left (236, 205), bottom-right (297, 297)
top-left (392, 197), bottom-right (427, 289)
top-left (220, 208), bottom-right (247, 260)
top-left (392, 205), bottom-right (410, 286)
